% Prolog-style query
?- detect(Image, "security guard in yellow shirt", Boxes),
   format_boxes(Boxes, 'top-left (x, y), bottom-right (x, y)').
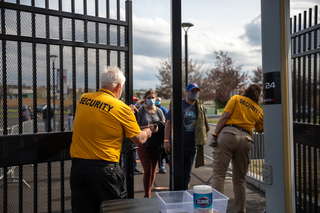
top-left (211, 83), bottom-right (263, 213)
top-left (70, 67), bottom-right (152, 213)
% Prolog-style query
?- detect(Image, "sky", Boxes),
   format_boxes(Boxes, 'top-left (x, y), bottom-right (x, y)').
top-left (130, 0), bottom-right (320, 90)
top-left (2, 0), bottom-right (319, 91)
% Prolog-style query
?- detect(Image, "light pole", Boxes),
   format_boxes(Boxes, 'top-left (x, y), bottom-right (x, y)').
top-left (50, 55), bottom-right (58, 131)
top-left (182, 22), bottom-right (193, 88)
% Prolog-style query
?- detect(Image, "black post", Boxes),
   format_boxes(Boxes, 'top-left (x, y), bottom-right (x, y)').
top-left (171, 0), bottom-right (184, 191)
top-left (125, 0), bottom-right (134, 198)
top-left (185, 33), bottom-right (188, 88)
top-left (52, 59), bottom-right (55, 131)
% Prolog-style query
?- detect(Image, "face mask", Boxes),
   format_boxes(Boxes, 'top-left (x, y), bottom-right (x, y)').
top-left (188, 91), bottom-right (199, 101)
top-left (155, 101), bottom-right (161, 106)
top-left (147, 99), bottom-right (156, 106)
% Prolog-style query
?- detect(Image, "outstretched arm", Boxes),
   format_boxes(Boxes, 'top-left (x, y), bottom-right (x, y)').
top-left (130, 128), bottom-right (152, 145)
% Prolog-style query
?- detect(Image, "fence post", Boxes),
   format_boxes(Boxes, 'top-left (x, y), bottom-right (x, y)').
top-left (261, 0), bottom-right (295, 212)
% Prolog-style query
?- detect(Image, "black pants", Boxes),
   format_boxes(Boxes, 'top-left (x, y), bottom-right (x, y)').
top-left (70, 158), bottom-right (127, 213)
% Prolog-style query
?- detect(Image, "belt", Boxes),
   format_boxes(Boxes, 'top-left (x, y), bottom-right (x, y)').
top-left (72, 158), bottom-right (118, 167)
top-left (224, 124), bottom-right (251, 135)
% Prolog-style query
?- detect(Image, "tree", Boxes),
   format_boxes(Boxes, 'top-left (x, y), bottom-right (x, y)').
top-left (155, 57), bottom-right (211, 101)
top-left (251, 66), bottom-right (263, 87)
top-left (206, 51), bottom-right (249, 107)
top-left (155, 59), bottom-right (172, 99)
top-left (37, 87), bottom-right (47, 99)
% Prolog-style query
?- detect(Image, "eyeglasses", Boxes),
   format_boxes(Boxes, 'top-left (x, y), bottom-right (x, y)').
top-left (147, 97), bottom-right (155, 99)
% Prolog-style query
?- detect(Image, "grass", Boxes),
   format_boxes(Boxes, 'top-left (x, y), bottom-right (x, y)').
top-left (208, 118), bottom-right (219, 124)
top-left (0, 109), bottom-right (72, 118)
top-left (161, 102), bottom-right (170, 106)
top-left (0, 109), bottom-right (18, 113)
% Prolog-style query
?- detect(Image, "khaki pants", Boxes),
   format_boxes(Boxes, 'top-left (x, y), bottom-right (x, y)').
top-left (212, 126), bottom-right (253, 213)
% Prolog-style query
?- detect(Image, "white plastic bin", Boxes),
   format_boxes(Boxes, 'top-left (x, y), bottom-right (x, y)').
top-left (188, 188), bottom-right (229, 213)
top-left (156, 191), bottom-right (194, 213)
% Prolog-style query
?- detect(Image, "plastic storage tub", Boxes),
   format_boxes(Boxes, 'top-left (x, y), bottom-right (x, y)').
top-left (188, 188), bottom-right (229, 213)
top-left (156, 191), bottom-right (194, 213)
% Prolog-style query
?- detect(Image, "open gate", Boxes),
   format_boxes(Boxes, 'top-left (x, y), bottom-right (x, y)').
top-left (0, 0), bottom-right (133, 212)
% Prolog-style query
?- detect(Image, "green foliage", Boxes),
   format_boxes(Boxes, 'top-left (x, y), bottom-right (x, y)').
top-left (217, 108), bottom-right (225, 115)
top-left (215, 99), bottom-right (227, 108)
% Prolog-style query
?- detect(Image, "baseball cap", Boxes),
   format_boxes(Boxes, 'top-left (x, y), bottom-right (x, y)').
top-left (133, 96), bottom-right (138, 101)
top-left (24, 105), bottom-right (28, 109)
top-left (186, 83), bottom-right (200, 91)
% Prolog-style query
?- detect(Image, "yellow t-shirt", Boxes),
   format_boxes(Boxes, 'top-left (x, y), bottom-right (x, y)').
top-left (224, 95), bottom-right (263, 135)
top-left (70, 88), bottom-right (141, 163)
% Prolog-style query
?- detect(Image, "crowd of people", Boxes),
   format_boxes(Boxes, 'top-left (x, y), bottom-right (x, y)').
top-left (21, 104), bottom-right (55, 132)
top-left (68, 66), bottom-right (264, 213)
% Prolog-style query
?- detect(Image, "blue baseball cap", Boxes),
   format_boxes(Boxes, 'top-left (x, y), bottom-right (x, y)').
top-left (24, 105), bottom-right (28, 109)
top-left (186, 83), bottom-right (200, 91)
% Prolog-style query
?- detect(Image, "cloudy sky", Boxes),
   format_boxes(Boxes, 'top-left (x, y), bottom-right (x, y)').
top-left (2, 0), bottom-right (319, 91)
top-left (130, 0), bottom-right (319, 90)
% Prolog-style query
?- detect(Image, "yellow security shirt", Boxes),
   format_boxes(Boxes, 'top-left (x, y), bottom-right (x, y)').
top-left (70, 88), bottom-right (141, 163)
top-left (224, 95), bottom-right (263, 135)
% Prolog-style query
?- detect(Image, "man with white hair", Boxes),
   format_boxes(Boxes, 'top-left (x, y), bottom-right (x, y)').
top-left (70, 66), bottom-right (152, 213)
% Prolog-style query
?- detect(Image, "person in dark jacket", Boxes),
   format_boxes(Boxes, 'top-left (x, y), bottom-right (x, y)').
top-left (164, 83), bottom-right (209, 190)
top-left (43, 106), bottom-right (54, 132)
top-left (155, 97), bottom-right (168, 174)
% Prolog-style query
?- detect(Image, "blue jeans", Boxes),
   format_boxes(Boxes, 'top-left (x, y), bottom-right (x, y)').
top-left (169, 151), bottom-right (196, 190)
top-left (159, 158), bottom-right (166, 171)
top-left (122, 149), bottom-right (137, 170)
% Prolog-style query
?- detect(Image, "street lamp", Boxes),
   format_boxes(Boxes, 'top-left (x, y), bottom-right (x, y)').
top-left (50, 55), bottom-right (58, 131)
top-left (182, 22), bottom-right (194, 88)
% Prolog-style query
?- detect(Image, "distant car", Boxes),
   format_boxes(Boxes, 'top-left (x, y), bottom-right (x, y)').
top-left (37, 103), bottom-right (59, 112)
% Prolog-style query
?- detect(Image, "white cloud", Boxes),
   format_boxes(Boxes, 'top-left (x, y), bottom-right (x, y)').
top-left (131, 10), bottom-right (264, 89)
top-left (133, 55), bottom-right (164, 89)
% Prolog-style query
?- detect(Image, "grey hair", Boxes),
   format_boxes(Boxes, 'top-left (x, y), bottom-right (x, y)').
top-left (100, 66), bottom-right (126, 89)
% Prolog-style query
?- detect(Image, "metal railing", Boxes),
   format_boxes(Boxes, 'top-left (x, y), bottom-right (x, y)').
top-left (291, 5), bottom-right (320, 213)
top-left (0, 0), bottom-right (133, 212)
top-left (205, 124), bottom-right (265, 187)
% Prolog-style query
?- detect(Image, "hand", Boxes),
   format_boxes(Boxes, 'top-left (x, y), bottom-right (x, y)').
top-left (164, 141), bottom-right (171, 154)
top-left (151, 124), bottom-right (158, 133)
top-left (129, 104), bottom-right (139, 114)
top-left (142, 128), bottom-right (152, 138)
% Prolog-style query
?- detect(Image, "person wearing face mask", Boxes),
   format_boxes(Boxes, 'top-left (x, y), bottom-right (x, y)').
top-left (136, 89), bottom-right (166, 198)
top-left (70, 67), bottom-right (152, 213)
top-left (164, 83), bottom-right (209, 190)
top-left (155, 97), bottom-right (168, 116)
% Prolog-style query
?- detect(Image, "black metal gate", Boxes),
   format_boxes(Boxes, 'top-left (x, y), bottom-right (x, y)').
top-left (291, 5), bottom-right (320, 213)
top-left (0, 0), bottom-right (132, 212)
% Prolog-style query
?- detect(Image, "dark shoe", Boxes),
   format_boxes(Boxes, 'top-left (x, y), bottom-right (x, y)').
top-left (134, 169), bottom-right (143, 174)
top-left (159, 169), bottom-right (166, 174)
